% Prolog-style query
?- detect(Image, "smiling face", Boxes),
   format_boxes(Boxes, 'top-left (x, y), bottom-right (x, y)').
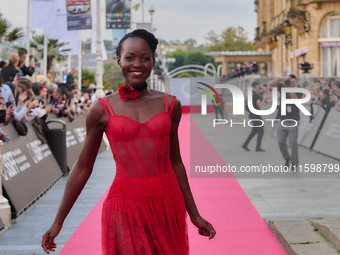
top-left (117, 37), bottom-right (155, 88)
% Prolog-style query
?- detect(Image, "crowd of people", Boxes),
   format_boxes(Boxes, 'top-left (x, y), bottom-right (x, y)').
top-left (0, 50), bottom-right (115, 144)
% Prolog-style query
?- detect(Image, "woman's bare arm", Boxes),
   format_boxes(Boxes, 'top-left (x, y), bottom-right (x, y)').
top-left (42, 100), bottom-right (106, 254)
top-left (169, 97), bottom-right (216, 239)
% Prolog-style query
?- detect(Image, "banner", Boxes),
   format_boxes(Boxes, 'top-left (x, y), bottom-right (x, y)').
top-left (313, 107), bottom-right (340, 159)
top-left (31, 0), bottom-right (57, 28)
top-left (1, 122), bottom-right (62, 215)
top-left (46, 114), bottom-right (107, 169)
top-left (48, 0), bottom-right (79, 40)
top-left (66, 0), bottom-right (92, 30)
top-left (106, 0), bottom-right (131, 29)
top-left (58, 39), bottom-right (79, 56)
top-left (298, 104), bottom-right (326, 148)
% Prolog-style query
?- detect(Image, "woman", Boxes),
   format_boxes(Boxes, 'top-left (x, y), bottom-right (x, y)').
top-left (42, 29), bottom-right (216, 254)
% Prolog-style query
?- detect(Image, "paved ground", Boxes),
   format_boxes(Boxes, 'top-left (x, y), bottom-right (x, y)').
top-left (190, 113), bottom-right (340, 220)
top-left (0, 150), bottom-right (115, 255)
top-left (190, 113), bottom-right (340, 254)
top-left (1, 112), bottom-right (340, 254)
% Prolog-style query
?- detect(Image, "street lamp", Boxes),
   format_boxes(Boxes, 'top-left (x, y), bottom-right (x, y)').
top-left (149, 6), bottom-right (155, 24)
top-left (283, 20), bottom-right (292, 48)
top-left (283, 20), bottom-right (292, 35)
top-left (149, 6), bottom-right (155, 34)
top-left (268, 38), bottom-right (273, 50)
top-left (273, 36), bottom-right (278, 48)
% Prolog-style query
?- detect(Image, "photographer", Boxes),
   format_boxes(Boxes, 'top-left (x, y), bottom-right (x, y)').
top-left (18, 48), bottom-right (35, 77)
top-left (0, 96), bottom-right (15, 143)
top-left (53, 87), bottom-right (73, 119)
top-left (32, 83), bottom-right (51, 117)
top-left (242, 80), bottom-right (267, 152)
top-left (268, 74), bottom-right (303, 170)
top-left (48, 83), bottom-right (61, 115)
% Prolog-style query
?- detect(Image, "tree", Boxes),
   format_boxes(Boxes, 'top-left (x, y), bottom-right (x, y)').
top-left (206, 26), bottom-right (255, 52)
top-left (0, 13), bottom-right (24, 58)
top-left (168, 49), bottom-right (215, 73)
top-left (81, 69), bottom-right (96, 87)
top-left (29, 35), bottom-right (69, 71)
top-left (103, 62), bottom-right (125, 89)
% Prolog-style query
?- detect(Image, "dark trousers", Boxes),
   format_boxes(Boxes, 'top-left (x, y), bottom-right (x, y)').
top-left (214, 106), bottom-right (224, 119)
top-left (276, 121), bottom-right (299, 165)
top-left (243, 119), bottom-right (264, 149)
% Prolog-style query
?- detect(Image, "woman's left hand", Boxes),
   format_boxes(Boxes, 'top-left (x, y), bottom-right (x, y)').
top-left (191, 215), bottom-right (216, 239)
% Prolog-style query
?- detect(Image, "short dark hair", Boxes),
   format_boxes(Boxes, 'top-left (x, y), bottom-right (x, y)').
top-left (0, 61), bottom-right (7, 68)
top-left (116, 29), bottom-right (158, 59)
top-left (252, 80), bottom-right (260, 87)
top-left (289, 74), bottom-right (297, 79)
top-left (18, 48), bottom-right (27, 56)
top-left (32, 82), bottom-right (42, 96)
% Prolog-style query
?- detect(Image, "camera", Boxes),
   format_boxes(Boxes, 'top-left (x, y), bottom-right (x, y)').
top-left (6, 102), bottom-right (12, 108)
top-left (0, 109), bottom-right (6, 123)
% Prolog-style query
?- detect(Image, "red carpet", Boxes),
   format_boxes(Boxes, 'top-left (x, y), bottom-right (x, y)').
top-left (59, 114), bottom-right (286, 255)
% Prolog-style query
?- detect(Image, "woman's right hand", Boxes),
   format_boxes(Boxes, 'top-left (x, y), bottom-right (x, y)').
top-left (41, 223), bottom-right (62, 254)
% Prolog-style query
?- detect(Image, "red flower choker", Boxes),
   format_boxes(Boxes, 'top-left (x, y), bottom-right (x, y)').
top-left (118, 83), bottom-right (147, 101)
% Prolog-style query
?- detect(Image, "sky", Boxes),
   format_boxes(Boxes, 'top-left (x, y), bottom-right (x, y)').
top-left (0, 0), bottom-right (257, 46)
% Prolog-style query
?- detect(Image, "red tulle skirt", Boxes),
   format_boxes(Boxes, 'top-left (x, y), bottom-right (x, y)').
top-left (101, 173), bottom-right (189, 255)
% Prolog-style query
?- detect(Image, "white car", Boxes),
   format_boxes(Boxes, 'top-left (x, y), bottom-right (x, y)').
top-left (67, 3), bottom-right (90, 14)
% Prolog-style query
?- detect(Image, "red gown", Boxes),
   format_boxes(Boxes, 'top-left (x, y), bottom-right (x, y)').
top-left (98, 94), bottom-right (189, 255)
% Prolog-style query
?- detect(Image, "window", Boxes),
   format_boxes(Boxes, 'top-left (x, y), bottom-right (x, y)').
top-left (319, 14), bottom-right (340, 77)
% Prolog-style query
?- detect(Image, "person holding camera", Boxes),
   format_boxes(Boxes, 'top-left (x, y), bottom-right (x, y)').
top-left (242, 80), bottom-right (267, 152)
top-left (18, 49), bottom-right (35, 77)
top-left (0, 97), bottom-right (15, 143)
top-left (268, 74), bottom-right (303, 170)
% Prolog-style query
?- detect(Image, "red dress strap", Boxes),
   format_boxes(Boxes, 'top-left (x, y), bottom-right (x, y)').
top-left (165, 93), bottom-right (169, 112)
top-left (169, 95), bottom-right (176, 114)
top-left (103, 97), bottom-right (115, 116)
top-left (98, 97), bottom-right (115, 118)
